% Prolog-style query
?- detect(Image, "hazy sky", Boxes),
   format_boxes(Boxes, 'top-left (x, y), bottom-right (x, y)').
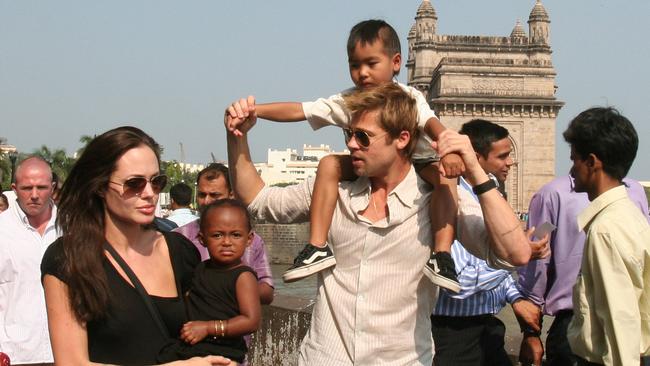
top-left (1, 0), bottom-right (649, 179)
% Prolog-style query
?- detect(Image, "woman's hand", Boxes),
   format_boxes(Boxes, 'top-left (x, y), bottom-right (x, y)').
top-left (172, 355), bottom-right (235, 366)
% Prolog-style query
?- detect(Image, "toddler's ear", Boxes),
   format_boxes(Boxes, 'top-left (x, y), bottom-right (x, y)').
top-left (197, 232), bottom-right (207, 247)
top-left (246, 231), bottom-right (254, 247)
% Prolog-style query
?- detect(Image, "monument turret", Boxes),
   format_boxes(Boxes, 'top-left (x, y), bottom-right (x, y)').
top-left (415, 0), bottom-right (437, 41)
top-left (528, 0), bottom-right (551, 47)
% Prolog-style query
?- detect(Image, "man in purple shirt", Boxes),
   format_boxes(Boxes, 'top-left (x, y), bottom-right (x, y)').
top-left (174, 163), bottom-right (275, 305)
top-left (515, 174), bottom-right (649, 365)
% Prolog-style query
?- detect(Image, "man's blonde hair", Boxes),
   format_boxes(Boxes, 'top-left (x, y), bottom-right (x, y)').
top-left (343, 83), bottom-right (419, 156)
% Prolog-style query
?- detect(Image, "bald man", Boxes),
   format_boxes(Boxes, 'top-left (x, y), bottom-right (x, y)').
top-left (0, 157), bottom-right (59, 365)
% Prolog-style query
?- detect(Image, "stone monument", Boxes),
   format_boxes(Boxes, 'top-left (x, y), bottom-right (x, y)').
top-left (407, 0), bottom-right (564, 212)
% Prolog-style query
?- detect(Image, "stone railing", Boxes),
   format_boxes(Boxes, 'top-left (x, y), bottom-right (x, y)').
top-left (248, 295), bottom-right (314, 365)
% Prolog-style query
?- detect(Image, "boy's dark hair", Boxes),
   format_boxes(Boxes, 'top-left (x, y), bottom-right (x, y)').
top-left (459, 119), bottom-right (510, 158)
top-left (196, 163), bottom-right (231, 190)
top-left (169, 182), bottom-right (192, 206)
top-left (563, 107), bottom-right (638, 181)
top-left (200, 198), bottom-right (252, 232)
top-left (347, 19), bottom-right (401, 59)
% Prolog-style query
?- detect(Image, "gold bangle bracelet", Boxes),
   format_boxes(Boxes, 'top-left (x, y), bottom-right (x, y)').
top-left (219, 320), bottom-right (225, 337)
top-left (213, 320), bottom-right (218, 337)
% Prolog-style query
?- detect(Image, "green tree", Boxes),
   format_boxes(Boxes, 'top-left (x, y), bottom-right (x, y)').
top-left (75, 134), bottom-right (95, 158)
top-left (0, 154), bottom-right (11, 190)
top-left (31, 145), bottom-right (75, 182)
top-left (161, 160), bottom-right (198, 193)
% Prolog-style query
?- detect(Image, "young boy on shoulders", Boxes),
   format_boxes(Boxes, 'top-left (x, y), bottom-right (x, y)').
top-left (226, 19), bottom-right (464, 292)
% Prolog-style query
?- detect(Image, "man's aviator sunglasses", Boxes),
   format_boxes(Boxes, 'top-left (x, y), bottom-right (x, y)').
top-left (109, 175), bottom-right (168, 194)
top-left (343, 128), bottom-right (389, 148)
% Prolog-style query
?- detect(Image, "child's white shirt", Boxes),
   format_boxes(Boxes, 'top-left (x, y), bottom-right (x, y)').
top-left (302, 81), bottom-right (439, 160)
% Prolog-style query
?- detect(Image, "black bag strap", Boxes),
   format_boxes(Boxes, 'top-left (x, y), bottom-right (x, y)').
top-left (103, 242), bottom-right (171, 339)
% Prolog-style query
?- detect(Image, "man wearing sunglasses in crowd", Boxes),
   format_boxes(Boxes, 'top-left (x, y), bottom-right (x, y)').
top-left (225, 83), bottom-right (531, 365)
top-left (0, 157), bottom-right (59, 365)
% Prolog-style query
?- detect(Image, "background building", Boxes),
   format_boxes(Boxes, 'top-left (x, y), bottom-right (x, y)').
top-left (255, 144), bottom-right (349, 186)
top-left (407, 0), bottom-right (563, 212)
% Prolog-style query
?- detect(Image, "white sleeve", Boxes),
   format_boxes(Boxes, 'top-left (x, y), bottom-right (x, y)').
top-left (248, 178), bottom-right (314, 224)
top-left (398, 83), bottom-right (437, 130)
top-left (302, 89), bottom-right (355, 131)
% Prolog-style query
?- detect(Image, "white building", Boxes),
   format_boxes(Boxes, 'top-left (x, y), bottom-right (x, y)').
top-left (255, 144), bottom-right (349, 186)
top-left (177, 162), bottom-right (207, 173)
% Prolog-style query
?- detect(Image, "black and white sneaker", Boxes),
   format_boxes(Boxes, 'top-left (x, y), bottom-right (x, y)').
top-left (423, 252), bottom-right (461, 293)
top-left (282, 243), bottom-right (336, 283)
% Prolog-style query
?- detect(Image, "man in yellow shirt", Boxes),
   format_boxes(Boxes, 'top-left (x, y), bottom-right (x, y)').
top-left (563, 107), bottom-right (650, 366)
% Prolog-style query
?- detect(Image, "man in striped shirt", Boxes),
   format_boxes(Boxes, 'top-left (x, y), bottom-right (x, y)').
top-left (431, 119), bottom-right (548, 366)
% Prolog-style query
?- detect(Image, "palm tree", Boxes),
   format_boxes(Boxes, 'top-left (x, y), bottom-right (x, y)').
top-left (32, 145), bottom-right (74, 183)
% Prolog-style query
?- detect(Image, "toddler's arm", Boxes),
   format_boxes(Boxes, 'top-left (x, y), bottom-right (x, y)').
top-left (226, 97), bottom-right (306, 136)
top-left (229, 270), bottom-right (262, 335)
top-left (180, 272), bottom-right (261, 345)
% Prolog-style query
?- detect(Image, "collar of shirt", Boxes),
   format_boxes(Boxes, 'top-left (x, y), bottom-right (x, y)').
top-left (171, 207), bottom-right (192, 214)
top-left (347, 166), bottom-right (421, 227)
top-left (348, 165), bottom-right (419, 205)
top-left (577, 184), bottom-right (628, 232)
top-left (13, 199), bottom-right (57, 232)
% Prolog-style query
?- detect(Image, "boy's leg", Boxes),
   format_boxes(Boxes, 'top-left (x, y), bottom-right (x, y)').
top-left (418, 163), bottom-right (460, 292)
top-left (283, 155), bottom-right (354, 283)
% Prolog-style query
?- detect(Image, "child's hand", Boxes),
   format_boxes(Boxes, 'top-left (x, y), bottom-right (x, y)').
top-left (180, 321), bottom-right (211, 345)
top-left (438, 152), bottom-right (465, 178)
top-left (225, 96), bottom-right (257, 137)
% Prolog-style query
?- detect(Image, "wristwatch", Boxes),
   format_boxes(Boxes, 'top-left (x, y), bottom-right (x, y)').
top-left (472, 174), bottom-right (499, 196)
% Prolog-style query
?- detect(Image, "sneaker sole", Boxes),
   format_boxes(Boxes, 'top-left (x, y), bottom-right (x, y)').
top-left (422, 266), bottom-right (461, 293)
top-left (282, 257), bottom-right (337, 283)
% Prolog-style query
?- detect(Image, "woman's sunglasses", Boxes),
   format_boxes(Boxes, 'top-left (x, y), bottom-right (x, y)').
top-left (109, 174), bottom-right (168, 195)
top-left (343, 128), bottom-right (389, 148)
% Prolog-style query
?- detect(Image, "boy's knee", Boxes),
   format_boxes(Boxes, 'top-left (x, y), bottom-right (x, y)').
top-left (318, 154), bottom-right (350, 174)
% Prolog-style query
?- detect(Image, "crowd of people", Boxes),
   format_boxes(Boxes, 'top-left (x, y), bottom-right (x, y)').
top-left (1, 19), bottom-right (649, 366)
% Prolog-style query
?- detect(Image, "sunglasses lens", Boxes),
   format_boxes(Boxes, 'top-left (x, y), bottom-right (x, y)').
top-left (123, 177), bottom-right (147, 192)
top-left (343, 129), bottom-right (370, 148)
top-left (343, 129), bottom-right (353, 143)
top-left (355, 131), bottom-right (370, 147)
top-left (151, 175), bottom-right (167, 193)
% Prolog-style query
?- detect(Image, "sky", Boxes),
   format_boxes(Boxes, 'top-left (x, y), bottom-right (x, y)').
top-left (1, 0), bottom-right (649, 180)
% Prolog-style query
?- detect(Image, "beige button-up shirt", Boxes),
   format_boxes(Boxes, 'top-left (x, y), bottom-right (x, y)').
top-left (249, 167), bottom-right (516, 365)
top-left (568, 185), bottom-right (650, 366)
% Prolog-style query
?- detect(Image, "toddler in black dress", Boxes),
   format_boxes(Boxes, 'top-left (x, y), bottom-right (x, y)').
top-left (158, 199), bottom-right (261, 365)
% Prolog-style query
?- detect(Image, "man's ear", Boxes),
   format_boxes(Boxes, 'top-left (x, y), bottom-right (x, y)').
top-left (587, 153), bottom-right (601, 170)
top-left (396, 130), bottom-right (411, 151)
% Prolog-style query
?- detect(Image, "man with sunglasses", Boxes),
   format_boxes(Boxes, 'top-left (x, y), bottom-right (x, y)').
top-left (225, 83), bottom-right (531, 365)
top-left (0, 157), bottom-right (59, 365)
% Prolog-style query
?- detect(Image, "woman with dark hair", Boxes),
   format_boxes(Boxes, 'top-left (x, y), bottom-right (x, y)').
top-left (41, 126), bottom-right (231, 365)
